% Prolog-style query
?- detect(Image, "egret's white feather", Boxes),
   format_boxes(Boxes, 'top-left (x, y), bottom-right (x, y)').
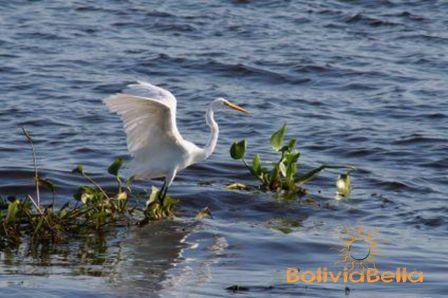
top-left (125, 81), bottom-right (177, 112)
top-left (103, 93), bottom-right (182, 154)
top-left (103, 92), bottom-right (191, 179)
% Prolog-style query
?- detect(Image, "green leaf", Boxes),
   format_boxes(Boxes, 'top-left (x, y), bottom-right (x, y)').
top-left (125, 176), bottom-right (134, 188)
top-left (230, 140), bottom-right (247, 160)
top-left (280, 139), bottom-right (297, 153)
top-left (279, 162), bottom-right (287, 177)
top-left (59, 208), bottom-right (68, 219)
top-left (34, 217), bottom-right (44, 234)
top-left (108, 157), bottom-right (124, 176)
top-left (59, 202), bottom-right (70, 217)
top-left (269, 164), bottom-right (281, 189)
top-left (287, 151), bottom-right (301, 164)
top-left (147, 186), bottom-right (160, 206)
top-left (287, 139), bottom-right (297, 151)
top-left (73, 186), bottom-right (97, 203)
top-left (295, 164), bottom-right (352, 186)
top-left (6, 200), bottom-right (20, 223)
top-left (270, 124), bottom-right (286, 151)
top-left (72, 165), bottom-right (84, 175)
top-left (286, 162), bottom-right (297, 178)
top-left (295, 165), bottom-right (326, 186)
top-left (125, 176), bottom-right (135, 193)
top-left (251, 154), bottom-right (261, 176)
top-left (35, 176), bottom-right (55, 193)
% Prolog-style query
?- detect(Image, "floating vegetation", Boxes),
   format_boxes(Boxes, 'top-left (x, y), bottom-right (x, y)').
top-left (0, 128), bottom-right (177, 249)
top-left (267, 217), bottom-right (305, 234)
top-left (1, 125), bottom-right (353, 250)
top-left (230, 124), bottom-right (354, 198)
top-left (224, 182), bottom-right (253, 191)
top-left (336, 172), bottom-right (352, 199)
top-left (195, 207), bottom-right (212, 219)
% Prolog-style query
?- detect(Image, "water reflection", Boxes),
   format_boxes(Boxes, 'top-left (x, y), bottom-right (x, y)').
top-left (108, 220), bottom-right (193, 296)
top-left (0, 220), bottom-right (193, 296)
top-left (0, 231), bottom-right (123, 275)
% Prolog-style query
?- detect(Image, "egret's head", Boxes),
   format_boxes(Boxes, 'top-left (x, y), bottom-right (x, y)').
top-left (212, 98), bottom-right (249, 114)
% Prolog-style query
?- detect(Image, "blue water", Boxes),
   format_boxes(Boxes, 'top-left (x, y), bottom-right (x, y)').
top-left (1, 0), bottom-right (447, 297)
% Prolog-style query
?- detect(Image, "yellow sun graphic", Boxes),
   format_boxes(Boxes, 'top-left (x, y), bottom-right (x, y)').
top-left (336, 225), bottom-right (380, 272)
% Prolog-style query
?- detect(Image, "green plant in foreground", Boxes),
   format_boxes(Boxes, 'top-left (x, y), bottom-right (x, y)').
top-left (230, 124), bottom-right (353, 195)
top-left (138, 186), bottom-right (177, 225)
top-left (0, 160), bottom-right (177, 249)
top-left (0, 129), bottom-right (179, 250)
top-left (71, 158), bottom-right (178, 225)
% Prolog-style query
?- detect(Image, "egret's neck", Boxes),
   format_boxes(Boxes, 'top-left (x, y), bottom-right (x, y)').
top-left (204, 105), bottom-right (219, 158)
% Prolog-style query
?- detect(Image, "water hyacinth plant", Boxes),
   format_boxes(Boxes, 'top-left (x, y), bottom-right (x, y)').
top-left (230, 124), bottom-right (353, 196)
top-left (0, 128), bottom-right (177, 249)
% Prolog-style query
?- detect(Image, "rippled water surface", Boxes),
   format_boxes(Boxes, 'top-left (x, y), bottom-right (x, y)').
top-left (1, 0), bottom-right (447, 297)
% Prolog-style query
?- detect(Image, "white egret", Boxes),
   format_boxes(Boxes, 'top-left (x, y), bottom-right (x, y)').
top-left (103, 81), bottom-right (248, 203)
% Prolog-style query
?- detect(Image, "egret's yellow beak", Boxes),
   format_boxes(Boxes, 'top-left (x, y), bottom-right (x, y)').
top-left (224, 100), bottom-right (249, 114)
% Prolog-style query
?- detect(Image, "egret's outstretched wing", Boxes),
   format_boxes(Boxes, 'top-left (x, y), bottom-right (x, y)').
top-left (103, 93), bottom-right (183, 157)
top-left (124, 81), bottom-right (177, 112)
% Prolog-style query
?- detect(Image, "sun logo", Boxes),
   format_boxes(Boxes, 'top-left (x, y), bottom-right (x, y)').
top-left (336, 225), bottom-right (380, 272)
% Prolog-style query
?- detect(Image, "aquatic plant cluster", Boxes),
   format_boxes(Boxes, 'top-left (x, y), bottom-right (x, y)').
top-left (230, 124), bottom-right (353, 197)
top-left (0, 129), bottom-right (175, 249)
top-left (0, 125), bottom-right (351, 249)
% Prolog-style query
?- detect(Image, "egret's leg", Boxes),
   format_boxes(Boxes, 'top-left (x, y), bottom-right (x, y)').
top-left (159, 170), bottom-right (177, 205)
top-left (158, 178), bottom-right (167, 205)
top-left (161, 185), bottom-right (168, 201)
